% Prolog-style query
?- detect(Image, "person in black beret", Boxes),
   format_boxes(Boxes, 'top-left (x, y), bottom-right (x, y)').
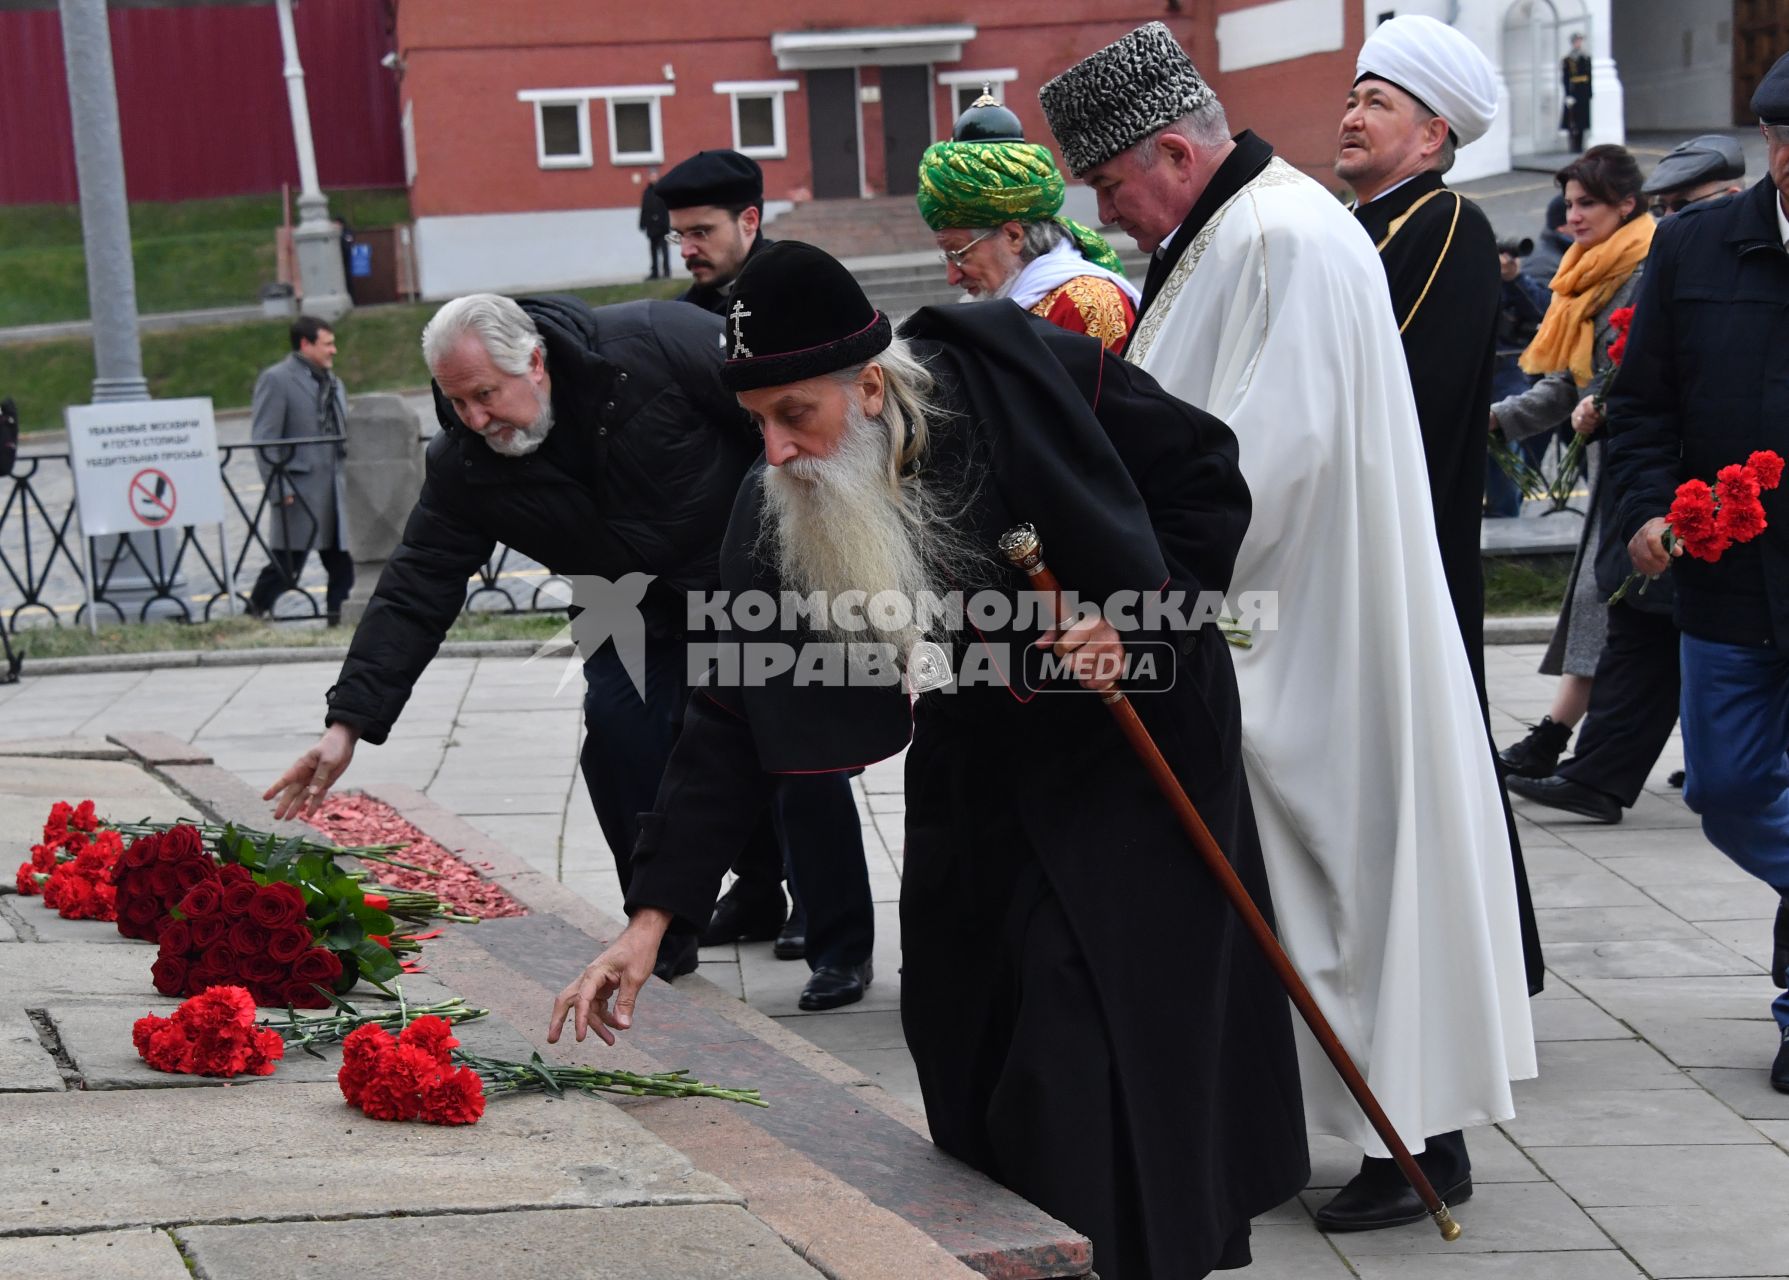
top-left (550, 240), bottom-right (1311, 1279)
top-left (655, 149), bottom-right (774, 315)
top-left (1606, 50), bottom-right (1789, 1095)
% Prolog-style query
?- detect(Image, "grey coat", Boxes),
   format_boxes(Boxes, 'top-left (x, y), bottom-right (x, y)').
top-left (1492, 265), bottom-right (1646, 677)
top-left (251, 352), bottom-right (348, 552)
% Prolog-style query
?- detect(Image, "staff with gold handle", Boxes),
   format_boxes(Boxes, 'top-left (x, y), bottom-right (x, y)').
top-left (1000, 522), bottom-right (1463, 1243)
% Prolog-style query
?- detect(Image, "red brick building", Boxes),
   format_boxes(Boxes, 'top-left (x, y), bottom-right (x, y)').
top-left (392, 2), bottom-right (1408, 295)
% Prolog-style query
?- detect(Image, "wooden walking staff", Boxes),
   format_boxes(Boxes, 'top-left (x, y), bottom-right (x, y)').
top-left (999, 523), bottom-right (1464, 1243)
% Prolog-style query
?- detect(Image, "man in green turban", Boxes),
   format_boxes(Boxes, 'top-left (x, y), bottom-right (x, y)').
top-left (918, 94), bottom-right (1140, 350)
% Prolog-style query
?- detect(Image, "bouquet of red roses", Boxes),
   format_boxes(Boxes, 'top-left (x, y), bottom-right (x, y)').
top-left (151, 865), bottom-right (347, 1008)
top-left (133, 985), bottom-right (285, 1078)
top-left (1610, 450), bottom-right (1784, 602)
top-left (111, 825), bottom-right (216, 940)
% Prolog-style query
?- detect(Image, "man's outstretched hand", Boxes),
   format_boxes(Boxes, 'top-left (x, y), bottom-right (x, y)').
top-left (264, 722), bottom-right (360, 820)
top-left (547, 910), bottom-right (672, 1047)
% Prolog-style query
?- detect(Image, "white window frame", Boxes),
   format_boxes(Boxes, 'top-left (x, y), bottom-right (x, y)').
top-left (937, 67), bottom-right (1018, 118)
top-left (712, 79), bottom-right (799, 159)
top-left (517, 84), bottom-right (675, 170)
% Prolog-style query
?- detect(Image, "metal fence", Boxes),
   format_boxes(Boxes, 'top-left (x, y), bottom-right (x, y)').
top-left (0, 435), bottom-right (560, 633)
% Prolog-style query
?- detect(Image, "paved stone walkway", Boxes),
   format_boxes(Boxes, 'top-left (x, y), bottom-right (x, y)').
top-left (3, 646), bottom-right (1788, 1277)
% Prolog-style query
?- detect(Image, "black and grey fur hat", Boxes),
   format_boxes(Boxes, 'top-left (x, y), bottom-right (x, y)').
top-left (1039, 22), bottom-right (1215, 177)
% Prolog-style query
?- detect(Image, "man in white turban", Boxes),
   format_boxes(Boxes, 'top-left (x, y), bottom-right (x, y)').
top-left (1328, 14), bottom-right (1545, 1230)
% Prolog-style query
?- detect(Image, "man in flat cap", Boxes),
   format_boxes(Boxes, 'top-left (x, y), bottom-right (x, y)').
top-left (918, 92), bottom-right (1139, 349)
top-left (550, 238), bottom-right (1310, 1278)
top-left (1607, 52), bottom-right (1789, 1096)
top-left (656, 149), bottom-right (775, 315)
top-left (1042, 21), bottom-right (1536, 1231)
top-left (1644, 134), bottom-right (1747, 219)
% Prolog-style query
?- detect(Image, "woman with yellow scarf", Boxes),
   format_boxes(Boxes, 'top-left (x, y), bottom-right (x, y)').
top-left (1492, 146), bottom-right (1655, 808)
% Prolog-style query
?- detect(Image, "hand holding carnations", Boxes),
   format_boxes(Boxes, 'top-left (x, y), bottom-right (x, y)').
top-left (1616, 451), bottom-right (1783, 602)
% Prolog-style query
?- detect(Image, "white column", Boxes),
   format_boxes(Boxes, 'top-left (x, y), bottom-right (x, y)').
top-left (1588, 0), bottom-right (1626, 147)
top-left (275, 0), bottom-right (352, 321)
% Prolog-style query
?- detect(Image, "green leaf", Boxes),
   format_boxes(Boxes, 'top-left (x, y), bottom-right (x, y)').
top-left (352, 938), bottom-right (401, 983)
top-left (350, 906), bottom-right (394, 935)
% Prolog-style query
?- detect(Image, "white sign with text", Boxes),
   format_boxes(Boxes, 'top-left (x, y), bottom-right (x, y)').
top-left (65, 397), bottom-right (224, 537)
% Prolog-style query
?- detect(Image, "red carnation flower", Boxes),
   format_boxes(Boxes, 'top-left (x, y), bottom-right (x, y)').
top-left (399, 1015), bottom-right (459, 1064)
top-left (132, 1014), bottom-right (164, 1058)
top-left (339, 1023), bottom-right (394, 1106)
top-left (1748, 450), bottom-right (1785, 490)
top-left (14, 863), bottom-right (39, 896)
top-left (248, 882), bottom-right (308, 930)
top-left (43, 801), bottom-right (74, 843)
top-left (30, 843), bottom-right (59, 873)
top-left (70, 800), bottom-right (98, 833)
top-left (419, 1066), bottom-right (486, 1126)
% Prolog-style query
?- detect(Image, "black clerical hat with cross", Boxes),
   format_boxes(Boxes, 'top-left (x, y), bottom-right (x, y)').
top-left (719, 241), bottom-right (892, 393)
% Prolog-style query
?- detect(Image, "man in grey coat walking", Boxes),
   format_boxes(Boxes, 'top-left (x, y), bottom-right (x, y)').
top-left (248, 316), bottom-right (353, 624)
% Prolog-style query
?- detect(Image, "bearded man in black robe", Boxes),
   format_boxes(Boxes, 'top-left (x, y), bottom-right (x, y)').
top-left (548, 240), bottom-right (1308, 1279)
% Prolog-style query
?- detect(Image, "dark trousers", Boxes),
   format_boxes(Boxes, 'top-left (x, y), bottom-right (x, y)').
top-left (1557, 602), bottom-right (1680, 806)
top-left (580, 639), bottom-right (868, 960)
top-left (647, 234), bottom-right (670, 278)
top-left (776, 771), bottom-right (874, 969)
top-left (250, 547), bottom-right (354, 618)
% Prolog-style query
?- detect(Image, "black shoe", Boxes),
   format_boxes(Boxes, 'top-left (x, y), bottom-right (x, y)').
top-left (773, 912), bottom-right (807, 961)
top-left (1499, 716), bottom-right (1573, 779)
top-left (1507, 774), bottom-right (1622, 823)
top-left (652, 932), bottom-right (698, 983)
top-left (1773, 1028), bottom-right (1789, 1095)
top-left (1668, 769), bottom-right (1686, 789)
top-left (700, 888), bottom-right (786, 947)
top-left (1315, 1169), bottom-right (1473, 1233)
top-left (799, 961), bottom-right (871, 1011)
top-left (1772, 898), bottom-right (1789, 990)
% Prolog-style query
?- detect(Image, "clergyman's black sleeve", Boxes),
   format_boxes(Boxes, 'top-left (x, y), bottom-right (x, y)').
top-left (624, 691), bottom-right (774, 933)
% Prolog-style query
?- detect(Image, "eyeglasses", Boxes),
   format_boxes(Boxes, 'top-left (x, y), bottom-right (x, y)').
top-left (666, 225), bottom-right (721, 246)
top-left (937, 229), bottom-right (997, 268)
top-left (1650, 196), bottom-right (1692, 217)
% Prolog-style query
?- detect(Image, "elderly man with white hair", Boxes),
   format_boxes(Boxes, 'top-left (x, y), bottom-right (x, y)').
top-left (262, 293), bottom-right (869, 1003)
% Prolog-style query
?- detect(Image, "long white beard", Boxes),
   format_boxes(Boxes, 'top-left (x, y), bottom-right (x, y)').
top-left (759, 401), bottom-right (949, 656)
top-left (484, 385), bottom-right (554, 457)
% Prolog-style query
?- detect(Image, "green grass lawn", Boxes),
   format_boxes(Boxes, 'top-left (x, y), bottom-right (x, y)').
top-left (1, 279), bottom-right (683, 433)
top-left (0, 190), bottom-right (416, 329)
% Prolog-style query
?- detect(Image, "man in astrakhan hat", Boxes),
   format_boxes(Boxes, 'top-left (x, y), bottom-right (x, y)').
top-left (918, 92), bottom-right (1139, 349)
top-left (549, 239), bottom-right (1309, 1279)
top-left (1042, 20), bottom-right (1536, 1233)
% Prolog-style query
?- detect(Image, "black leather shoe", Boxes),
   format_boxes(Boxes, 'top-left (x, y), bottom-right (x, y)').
top-left (773, 910), bottom-right (807, 961)
top-left (1772, 897), bottom-right (1789, 989)
top-left (1668, 769), bottom-right (1686, 789)
top-left (1507, 774), bottom-right (1622, 823)
top-left (1773, 1028), bottom-right (1789, 1095)
top-left (1315, 1171), bottom-right (1472, 1233)
top-left (700, 887), bottom-right (787, 947)
top-left (799, 961), bottom-right (871, 1011)
top-left (1499, 716), bottom-right (1573, 779)
top-left (652, 932), bottom-right (698, 983)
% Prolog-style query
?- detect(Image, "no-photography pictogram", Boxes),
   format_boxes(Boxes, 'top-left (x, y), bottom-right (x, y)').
top-left (128, 468), bottom-right (177, 528)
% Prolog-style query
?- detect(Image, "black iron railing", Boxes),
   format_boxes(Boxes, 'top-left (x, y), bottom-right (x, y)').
top-left (0, 436), bottom-right (560, 633)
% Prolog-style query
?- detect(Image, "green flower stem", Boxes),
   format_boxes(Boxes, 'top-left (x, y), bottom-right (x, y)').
top-left (453, 1050), bottom-right (769, 1109)
top-left (260, 990), bottom-right (488, 1057)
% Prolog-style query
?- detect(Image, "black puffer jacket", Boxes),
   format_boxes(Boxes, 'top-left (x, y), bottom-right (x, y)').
top-left (325, 296), bottom-right (758, 742)
top-left (1606, 177), bottom-right (1789, 648)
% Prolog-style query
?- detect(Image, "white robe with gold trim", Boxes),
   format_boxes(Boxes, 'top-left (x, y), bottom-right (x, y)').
top-left (1129, 158), bottom-right (1536, 1155)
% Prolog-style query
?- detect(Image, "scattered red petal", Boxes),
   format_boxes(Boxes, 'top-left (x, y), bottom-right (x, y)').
top-left (303, 795), bottom-right (527, 920)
